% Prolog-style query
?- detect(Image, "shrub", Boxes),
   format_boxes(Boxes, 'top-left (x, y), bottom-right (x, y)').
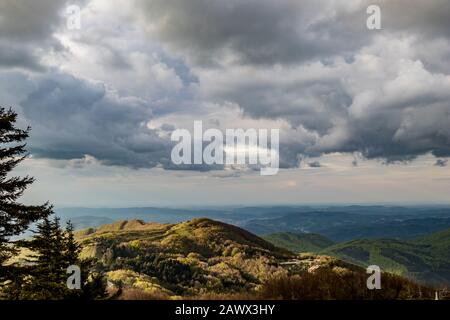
top-left (258, 269), bottom-right (435, 300)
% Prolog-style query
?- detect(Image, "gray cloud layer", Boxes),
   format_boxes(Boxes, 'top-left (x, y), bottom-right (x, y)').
top-left (20, 72), bottom-right (172, 168)
top-left (136, 0), bottom-right (371, 66)
top-left (0, 0), bottom-right (76, 71)
top-left (1, 0), bottom-right (449, 170)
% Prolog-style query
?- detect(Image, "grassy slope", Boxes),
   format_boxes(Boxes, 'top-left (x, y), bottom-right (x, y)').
top-left (415, 228), bottom-right (450, 260)
top-left (263, 228), bottom-right (450, 287)
top-left (263, 232), bottom-right (334, 253)
top-left (322, 234), bottom-right (450, 286)
top-left (77, 218), bottom-right (291, 257)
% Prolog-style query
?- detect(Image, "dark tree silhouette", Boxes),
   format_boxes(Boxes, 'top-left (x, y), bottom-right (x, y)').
top-left (18, 217), bottom-right (69, 299)
top-left (0, 108), bottom-right (106, 299)
top-left (0, 107), bottom-right (53, 284)
top-left (16, 217), bottom-right (107, 299)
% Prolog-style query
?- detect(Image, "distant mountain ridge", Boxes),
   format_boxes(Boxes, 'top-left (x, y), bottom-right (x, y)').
top-left (57, 205), bottom-right (450, 242)
top-left (241, 211), bottom-right (450, 241)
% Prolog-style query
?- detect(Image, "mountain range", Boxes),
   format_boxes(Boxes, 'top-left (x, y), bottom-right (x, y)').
top-left (56, 205), bottom-right (450, 241)
top-left (49, 205), bottom-right (450, 293)
top-left (73, 218), bottom-right (443, 299)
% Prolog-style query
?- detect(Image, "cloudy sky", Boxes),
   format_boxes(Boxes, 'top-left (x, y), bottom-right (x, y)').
top-left (1, 0), bottom-right (450, 207)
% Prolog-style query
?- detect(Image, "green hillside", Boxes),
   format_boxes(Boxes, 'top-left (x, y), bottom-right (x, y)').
top-left (415, 228), bottom-right (450, 261)
top-left (77, 218), bottom-right (293, 297)
top-left (262, 228), bottom-right (450, 287)
top-left (263, 232), bottom-right (334, 253)
top-left (73, 218), bottom-right (437, 299)
top-left (322, 236), bottom-right (450, 287)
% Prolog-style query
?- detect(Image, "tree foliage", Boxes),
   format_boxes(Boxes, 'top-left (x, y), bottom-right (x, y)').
top-left (8, 217), bottom-right (107, 299)
top-left (0, 108), bottom-right (106, 299)
top-left (0, 107), bottom-right (52, 284)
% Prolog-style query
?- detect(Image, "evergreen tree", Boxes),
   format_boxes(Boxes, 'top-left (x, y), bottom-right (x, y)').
top-left (63, 221), bottom-right (80, 266)
top-left (0, 107), bottom-right (52, 286)
top-left (0, 108), bottom-right (106, 299)
top-left (18, 217), bottom-right (107, 299)
top-left (63, 221), bottom-right (107, 300)
top-left (19, 217), bottom-right (68, 299)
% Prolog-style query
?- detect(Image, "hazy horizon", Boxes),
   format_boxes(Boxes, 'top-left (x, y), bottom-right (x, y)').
top-left (54, 203), bottom-right (450, 210)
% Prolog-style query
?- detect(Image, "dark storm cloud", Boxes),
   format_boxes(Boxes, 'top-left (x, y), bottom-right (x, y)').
top-left (316, 0), bottom-right (450, 73)
top-left (135, 0), bottom-right (450, 68)
top-left (212, 74), bottom-right (352, 134)
top-left (206, 56), bottom-right (450, 164)
top-left (0, 0), bottom-right (74, 71)
top-left (0, 0), bottom-right (65, 41)
top-left (3, 0), bottom-right (450, 171)
top-left (132, 0), bottom-right (450, 166)
top-left (372, 0), bottom-right (450, 39)
top-left (0, 44), bottom-right (46, 72)
top-left (136, 0), bottom-right (372, 66)
top-left (19, 72), bottom-right (174, 168)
